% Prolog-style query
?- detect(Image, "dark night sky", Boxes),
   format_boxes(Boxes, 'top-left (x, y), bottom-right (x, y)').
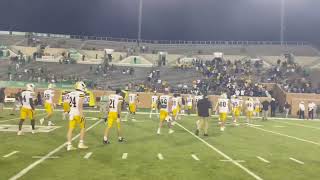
top-left (0, 0), bottom-right (319, 43)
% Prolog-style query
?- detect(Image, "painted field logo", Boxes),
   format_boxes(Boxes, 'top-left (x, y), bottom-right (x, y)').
top-left (0, 125), bottom-right (60, 133)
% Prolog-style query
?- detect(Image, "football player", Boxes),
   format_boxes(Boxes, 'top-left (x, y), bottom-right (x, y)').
top-left (18, 84), bottom-right (36, 135)
top-left (103, 89), bottom-right (124, 144)
top-left (186, 95), bottom-right (193, 115)
top-left (254, 98), bottom-right (261, 118)
top-left (194, 94), bottom-right (203, 112)
top-left (171, 94), bottom-right (181, 125)
top-left (215, 93), bottom-right (229, 131)
top-left (149, 92), bottom-right (159, 119)
top-left (40, 84), bottom-right (55, 126)
top-left (245, 97), bottom-right (255, 124)
top-left (128, 93), bottom-right (138, 121)
top-left (62, 92), bottom-right (70, 121)
top-left (157, 88), bottom-right (174, 134)
top-left (231, 95), bottom-right (241, 126)
top-left (66, 81), bottom-right (88, 151)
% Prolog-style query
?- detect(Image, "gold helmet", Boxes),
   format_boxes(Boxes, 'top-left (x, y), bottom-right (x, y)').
top-left (26, 83), bottom-right (35, 92)
top-left (221, 93), bottom-right (227, 99)
top-left (75, 81), bottom-right (86, 92)
top-left (48, 83), bottom-right (54, 89)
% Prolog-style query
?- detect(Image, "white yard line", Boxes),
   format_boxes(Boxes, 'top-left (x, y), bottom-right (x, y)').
top-left (84, 152), bottom-right (93, 159)
top-left (274, 125), bottom-right (286, 128)
top-left (249, 126), bottom-right (320, 146)
top-left (32, 156), bottom-right (60, 159)
top-left (0, 113), bottom-right (46, 123)
top-left (176, 122), bottom-right (263, 180)
top-left (122, 153), bottom-right (128, 160)
top-left (256, 156), bottom-right (270, 163)
top-left (157, 153), bottom-right (164, 160)
top-left (9, 120), bottom-right (102, 180)
top-left (289, 157), bottom-right (304, 165)
top-left (220, 160), bottom-right (246, 163)
top-left (271, 120), bottom-right (320, 130)
top-left (191, 154), bottom-right (200, 161)
top-left (3, 151), bottom-right (19, 158)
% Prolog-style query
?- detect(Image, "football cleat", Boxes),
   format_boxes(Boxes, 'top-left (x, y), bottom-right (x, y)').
top-left (157, 128), bottom-right (161, 135)
top-left (48, 121), bottom-right (55, 126)
top-left (195, 129), bottom-right (199, 136)
top-left (204, 133), bottom-right (208, 136)
top-left (67, 145), bottom-right (77, 151)
top-left (17, 131), bottom-right (23, 136)
top-left (168, 129), bottom-right (174, 134)
top-left (103, 140), bottom-right (111, 144)
top-left (31, 130), bottom-right (36, 134)
top-left (220, 127), bottom-right (225, 131)
top-left (39, 118), bottom-right (44, 125)
top-left (78, 143), bottom-right (88, 149)
top-left (118, 137), bottom-right (125, 142)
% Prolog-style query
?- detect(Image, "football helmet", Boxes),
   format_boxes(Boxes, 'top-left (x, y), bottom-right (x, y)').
top-left (75, 81), bottom-right (86, 92)
top-left (26, 83), bottom-right (35, 92)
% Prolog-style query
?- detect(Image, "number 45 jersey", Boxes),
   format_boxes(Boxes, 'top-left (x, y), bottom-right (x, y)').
top-left (68, 90), bottom-right (85, 118)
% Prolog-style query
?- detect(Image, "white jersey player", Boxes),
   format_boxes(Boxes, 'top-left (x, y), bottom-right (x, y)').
top-left (215, 93), bottom-right (229, 131)
top-left (157, 88), bottom-right (174, 134)
top-left (18, 84), bottom-right (36, 135)
top-left (150, 92), bottom-right (159, 118)
top-left (40, 84), bottom-right (55, 126)
top-left (103, 89), bottom-right (124, 144)
top-left (66, 81), bottom-right (88, 151)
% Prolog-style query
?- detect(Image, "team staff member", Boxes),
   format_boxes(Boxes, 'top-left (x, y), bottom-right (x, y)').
top-left (18, 84), bottom-right (36, 135)
top-left (66, 81), bottom-right (88, 151)
top-left (195, 94), bottom-right (212, 136)
top-left (0, 87), bottom-right (5, 117)
top-left (298, 101), bottom-right (305, 119)
top-left (103, 89), bottom-right (124, 144)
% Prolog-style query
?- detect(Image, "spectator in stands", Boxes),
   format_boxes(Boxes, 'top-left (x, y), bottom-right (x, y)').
top-left (298, 101), bottom-right (305, 119)
top-left (0, 88), bottom-right (5, 117)
top-left (261, 99), bottom-right (270, 120)
top-left (284, 102), bottom-right (291, 118)
top-left (270, 98), bottom-right (277, 117)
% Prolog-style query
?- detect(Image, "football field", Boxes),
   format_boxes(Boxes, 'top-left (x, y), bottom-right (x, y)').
top-left (1, 109), bottom-right (320, 180)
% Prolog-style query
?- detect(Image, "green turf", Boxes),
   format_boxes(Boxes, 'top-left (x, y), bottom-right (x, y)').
top-left (1, 109), bottom-right (320, 180)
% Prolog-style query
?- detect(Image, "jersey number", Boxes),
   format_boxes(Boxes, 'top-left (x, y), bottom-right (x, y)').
top-left (219, 102), bottom-right (227, 107)
top-left (109, 99), bottom-right (115, 108)
top-left (69, 97), bottom-right (76, 108)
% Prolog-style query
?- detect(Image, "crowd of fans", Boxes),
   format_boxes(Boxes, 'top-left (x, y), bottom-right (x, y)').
top-left (2, 44), bottom-right (320, 96)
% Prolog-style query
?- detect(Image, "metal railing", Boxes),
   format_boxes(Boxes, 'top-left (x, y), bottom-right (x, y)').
top-left (0, 30), bottom-right (310, 46)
